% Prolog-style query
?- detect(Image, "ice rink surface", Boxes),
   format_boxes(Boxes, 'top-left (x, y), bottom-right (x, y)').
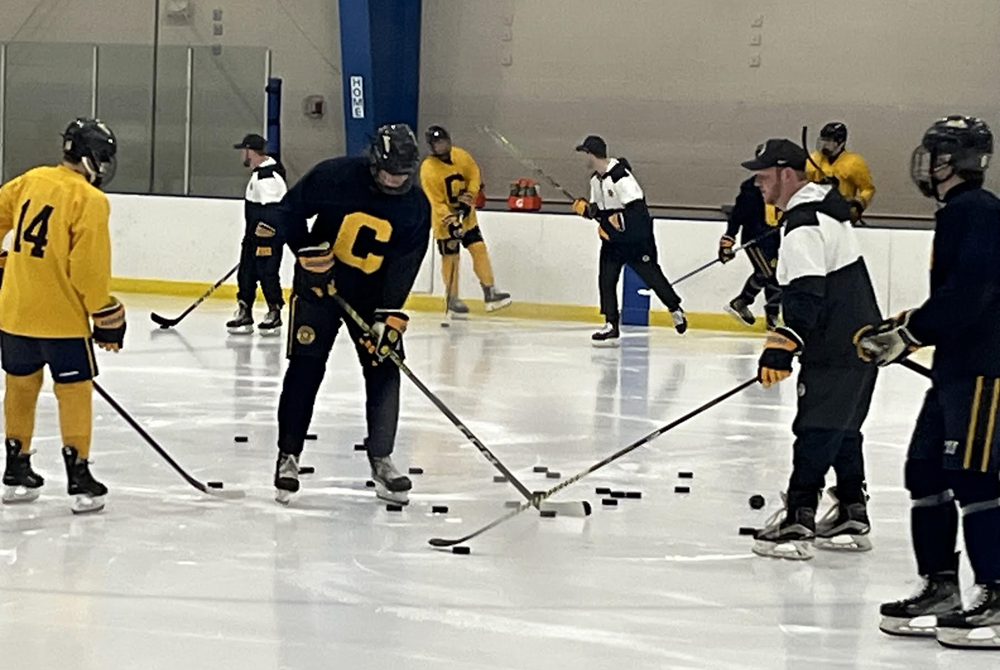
top-left (0, 295), bottom-right (989, 670)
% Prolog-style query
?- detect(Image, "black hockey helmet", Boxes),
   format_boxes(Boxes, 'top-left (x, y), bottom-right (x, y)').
top-left (911, 115), bottom-right (993, 199)
top-left (369, 123), bottom-right (420, 194)
top-left (425, 125), bottom-right (451, 159)
top-left (63, 118), bottom-right (117, 188)
top-left (819, 122), bottom-right (848, 145)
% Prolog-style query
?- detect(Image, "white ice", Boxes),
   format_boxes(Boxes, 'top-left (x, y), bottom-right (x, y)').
top-left (0, 295), bottom-right (988, 669)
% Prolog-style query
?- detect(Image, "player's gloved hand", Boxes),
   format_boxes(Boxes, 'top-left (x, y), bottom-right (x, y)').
top-left (255, 222), bottom-right (277, 256)
top-left (758, 327), bottom-right (803, 387)
top-left (359, 310), bottom-right (409, 365)
top-left (573, 198), bottom-right (597, 219)
top-left (444, 214), bottom-right (465, 239)
top-left (718, 235), bottom-right (736, 263)
top-left (0, 249), bottom-right (7, 289)
top-left (456, 192), bottom-right (475, 208)
top-left (255, 222), bottom-right (276, 239)
top-left (854, 311), bottom-right (921, 366)
top-left (92, 297), bottom-right (126, 353)
top-left (295, 242), bottom-right (336, 300)
top-left (849, 200), bottom-right (864, 224)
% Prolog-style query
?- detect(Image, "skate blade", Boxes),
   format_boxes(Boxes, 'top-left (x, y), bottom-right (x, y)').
top-left (591, 338), bottom-right (620, 348)
top-left (257, 327), bottom-right (282, 337)
top-left (275, 489), bottom-right (294, 505)
top-left (70, 494), bottom-right (105, 515)
top-left (879, 615), bottom-right (938, 638)
top-left (752, 538), bottom-right (814, 560)
top-left (816, 534), bottom-right (872, 552)
top-left (374, 482), bottom-right (410, 506)
top-left (937, 624), bottom-right (1000, 649)
top-left (227, 326), bottom-right (254, 335)
top-left (2, 485), bottom-right (41, 504)
top-left (723, 304), bottom-right (756, 328)
top-left (485, 298), bottom-right (512, 312)
top-left (446, 311), bottom-right (469, 321)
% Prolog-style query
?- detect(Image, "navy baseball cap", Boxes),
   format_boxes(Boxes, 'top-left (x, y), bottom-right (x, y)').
top-left (741, 138), bottom-right (807, 171)
top-left (575, 135), bottom-right (608, 159)
top-left (234, 133), bottom-right (267, 152)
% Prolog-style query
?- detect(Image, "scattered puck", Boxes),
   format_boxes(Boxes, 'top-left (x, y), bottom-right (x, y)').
top-left (678, 471), bottom-right (694, 479)
top-left (385, 503), bottom-right (404, 512)
top-left (739, 526), bottom-right (758, 536)
top-left (441, 322), bottom-right (451, 328)
top-left (234, 436), bottom-right (248, 443)
top-left (432, 505), bottom-right (449, 514)
top-left (365, 480), bottom-right (375, 488)
top-left (493, 475), bottom-right (508, 483)
top-left (305, 434), bottom-right (317, 441)
top-left (408, 467), bottom-right (424, 475)
top-left (626, 491), bottom-right (642, 499)
top-left (532, 466), bottom-right (548, 473)
top-left (207, 481), bottom-right (223, 489)
top-left (595, 487), bottom-right (611, 495)
top-left (298, 466), bottom-right (315, 475)
top-left (539, 509), bottom-right (557, 518)
top-left (504, 501), bottom-right (521, 508)
top-left (749, 494), bottom-right (766, 510)
top-left (354, 443), bottom-right (366, 451)
top-left (610, 491), bottom-right (626, 499)
top-left (674, 486), bottom-right (691, 494)
top-left (452, 546), bottom-right (470, 554)
top-left (546, 471), bottom-right (561, 479)
top-left (582, 501), bottom-right (593, 516)
top-left (602, 498), bottom-right (618, 506)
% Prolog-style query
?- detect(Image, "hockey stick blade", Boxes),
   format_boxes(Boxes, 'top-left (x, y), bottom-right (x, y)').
top-left (150, 312), bottom-right (181, 329)
top-left (147, 263), bottom-right (240, 329)
top-left (429, 378), bottom-right (756, 548)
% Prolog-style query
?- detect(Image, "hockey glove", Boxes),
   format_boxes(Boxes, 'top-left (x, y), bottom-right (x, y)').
top-left (456, 192), bottom-right (475, 208)
top-left (758, 327), bottom-right (803, 387)
top-left (854, 311), bottom-right (921, 367)
top-left (718, 235), bottom-right (736, 263)
top-left (254, 222), bottom-right (277, 239)
top-left (0, 249), bottom-right (7, 289)
top-left (359, 310), bottom-right (409, 365)
top-left (573, 198), bottom-right (597, 219)
top-left (92, 297), bottom-right (126, 353)
top-left (255, 222), bottom-right (277, 257)
top-left (849, 200), bottom-right (864, 224)
top-left (295, 242), bottom-right (336, 300)
top-left (444, 214), bottom-right (465, 240)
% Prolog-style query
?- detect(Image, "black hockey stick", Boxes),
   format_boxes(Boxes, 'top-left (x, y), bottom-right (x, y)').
top-left (93, 381), bottom-right (245, 500)
top-left (329, 290), bottom-right (590, 517)
top-left (670, 226), bottom-right (782, 288)
top-left (481, 125), bottom-right (580, 201)
top-left (429, 377), bottom-right (758, 548)
top-left (150, 263), bottom-right (240, 329)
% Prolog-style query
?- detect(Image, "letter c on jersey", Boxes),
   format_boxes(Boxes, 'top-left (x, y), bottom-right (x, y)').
top-left (332, 213), bottom-right (392, 274)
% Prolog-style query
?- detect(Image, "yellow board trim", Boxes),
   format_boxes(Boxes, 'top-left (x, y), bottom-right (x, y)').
top-left (982, 378), bottom-right (1000, 472)
top-left (965, 376), bottom-right (985, 470)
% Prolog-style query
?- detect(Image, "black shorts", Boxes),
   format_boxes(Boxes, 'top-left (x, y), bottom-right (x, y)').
top-left (436, 225), bottom-right (485, 255)
top-left (0, 331), bottom-right (97, 383)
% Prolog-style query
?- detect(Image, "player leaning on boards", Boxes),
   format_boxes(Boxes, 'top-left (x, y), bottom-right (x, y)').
top-left (744, 139), bottom-right (882, 560)
top-left (807, 122), bottom-right (876, 224)
top-left (420, 126), bottom-right (510, 319)
top-left (857, 116), bottom-right (1000, 650)
top-left (571, 135), bottom-right (686, 345)
top-left (227, 133), bottom-right (288, 336)
top-left (0, 118), bottom-right (125, 515)
top-left (270, 124), bottom-right (430, 506)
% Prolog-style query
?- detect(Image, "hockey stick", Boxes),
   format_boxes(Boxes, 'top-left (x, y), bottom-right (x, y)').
top-left (481, 125), bottom-right (580, 201)
top-left (429, 377), bottom-right (758, 547)
top-left (150, 263), bottom-right (240, 329)
top-left (330, 291), bottom-right (591, 517)
top-left (93, 382), bottom-right (245, 500)
top-left (670, 226), bottom-right (782, 288)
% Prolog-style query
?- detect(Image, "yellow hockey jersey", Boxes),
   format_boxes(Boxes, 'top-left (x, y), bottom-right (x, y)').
top-left (0, 165), bottom-right (112, 338)
top-left (419, 146), bottom-right (481, 240)
top-left (806, 150), bottom-right (876, 210)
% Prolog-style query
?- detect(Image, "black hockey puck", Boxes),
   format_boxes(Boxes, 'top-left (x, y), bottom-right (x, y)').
top-left (354, 443), bottom-right (366, 451)
top-left (674, 486), bottom-right (691, 494)
top-left (678, 471), bottom-right (694, 479)
top-left (365, 480), bottom-right (375, 488)
top-left (452, 546), bottom-right (470, 554)
top-left (610, 491), bottom-right (626, 499)
top-left (408, 467), bottom-right (424, 475)
top-left (234, 436), bottom-right (248, 443)
top-left (749, 494), bottom-right (766, 510)
top-left (493, 475), bottom-right (508, 483)
top-left (298, 466), bottom-right (315, 475)
top-left (626, 491), bottom-right (642, 499)
top-left (546, 471), bottom-right (561, 479)
top-left (739, 526), bottom-right (759, 536)
top-left (432, 505), bottom-right (449, 514)
top-left (441, 322), bottom-right (451, 329)
top-left (532, 466), bottom-right (548, 473)
top-left (595, 487), bottom-right (611, 495)
top-left (207, 481), bottom-right (223, 489)
top-left (386, 503), bottom-right (404, 512)
top-left (602, 498), bottom-right (618, 506)
top-left (539, 509), bottom-right (557, 518)
top-left (582, 501), bottom-right (593, 516)
top-left (305, 434), bottom-right (318, 441)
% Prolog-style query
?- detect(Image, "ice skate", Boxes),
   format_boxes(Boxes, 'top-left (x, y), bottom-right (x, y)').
top-left (591, 321), bottom-right (620, 347)
top-left (937, 585), bottom-right (1000, 649)
top-left (257, 304), bottom-right (282, 336)
top-left (227, 301), bottom-right (254, 335)
top-left (62, 447), bottom-right (106, 515)
top-left (446, 296), bottom-right (469, 320)
top-left (483, 284), bottom-right (512, 312)
top-left (752, 504), bottom-right (815, 561)
top-left (724, 297), bottom-right (756, 327)
top-left (880, 573), bottom-right (962, 637)
top-left (815, 488), bottom-right (872, 552)
top-left (370, 455), bottom-right (412, 505)
top-left (3, 439), bottom-right (44, 504)
top-left (274, 451), bottom-right (300, 505)
top-left (671, 308), bottom-right (688, 335)
top-left (765, 311), bottom-right (780, 332)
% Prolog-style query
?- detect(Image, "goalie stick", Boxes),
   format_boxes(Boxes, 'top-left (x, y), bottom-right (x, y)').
top-left (150, 263), bottom-right (240, 329)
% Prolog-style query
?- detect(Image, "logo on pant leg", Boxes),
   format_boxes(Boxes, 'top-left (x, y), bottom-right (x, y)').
top-left (641, 254), bottom-right (650, 262)
top-left (944, 440), bottom-right (959, 456)
top-left (797, 382), bottom-right (806, 397)
top-left (296, 326), bottom-right (316, 345)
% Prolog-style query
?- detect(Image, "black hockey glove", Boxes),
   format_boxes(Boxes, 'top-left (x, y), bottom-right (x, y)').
top-left (92, 297), bottom-right (126, 353)
top-left (849, 200), bottom-right (864, 225)
top-left (572, 198), bottom-right (598, 219)
top-left (854, 311), bottom-right (921, 367)
top-left (718, 235), bottom-right (736, 263)
top-left (444, 214), bottom-right (465, 240)
top-left (758, 327), bottom-right (802, 387)
top-left (294, 242), bottom-right (336, 300)
top-left (255, 222), bottom-right (277, 257)
top-left (359, 310), bottom-right (409, 365)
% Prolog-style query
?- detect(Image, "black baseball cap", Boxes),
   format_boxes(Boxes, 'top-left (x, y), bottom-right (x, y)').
top-left (741, 138), bottom-right (807, 171)
top-left (575, 135), bottom-right (608, 159)
top-left (233, 133), bottom-right (267, 152)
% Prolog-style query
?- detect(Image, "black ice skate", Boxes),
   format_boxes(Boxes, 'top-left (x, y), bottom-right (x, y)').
top-left (258, 305), bottom-right (282, 336)
top-left (274, 451), bottom-right (300, 505)
top-left (815, 488), bottom-right (872, 552)
top-left (724, 297), bottom-right (756, 327)
top-left (227, 301), bottom-right (254, 335)
top-left (370, 455), bottom-right (412, 505)
top-left (880, 572), bottom-right (962, 637)
top-left (483, 284), bottom-right (512, 312)
top-left (446, 296), bottom-right (469, 320)
top-left (765, 311), bottom-right (780, 332)
top-left (592, 322), bottom-right (620, 347)
top-left (937, 584), bottom-right (1000, 649)
top-left (671, 308), bottom-right (688, 335)
top-left (3, 439), bottom-right (44, 504)
top-left (752, 504), bottom-right (815, 561)
top-left (62, 446), bottom-right (106, 514)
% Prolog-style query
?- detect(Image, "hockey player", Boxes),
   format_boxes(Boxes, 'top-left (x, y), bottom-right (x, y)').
top-left (271, 124), bottom-right (430, 506)
top-left (806, 122), bottom-right (876, 224)
top-left (0, 118), bottom-right (124, 514)
top-left (420, 126), bottom-right (510, 318)
top-left (719, 177), bottom-right (782, 330)
top-left (227, 133), bottom-right (288, 335)
top-left (572, 135), bottom-right (686, 345)
top-left (742, 138), bottom-right (881, 560)
top-left (856, 116), bottom-right (1000, 649)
